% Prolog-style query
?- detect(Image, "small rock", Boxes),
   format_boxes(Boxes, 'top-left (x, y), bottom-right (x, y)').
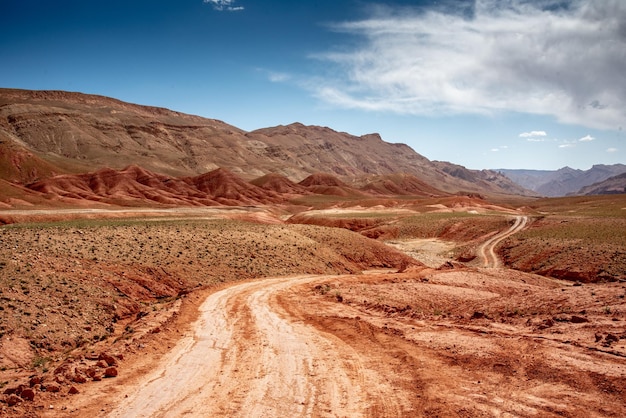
top-left (104, 367), bottom-right (118, 378)
top-left (595, 333), bottom-right (603, 342)
top-left (98, 353), bottom-right (117, 367)
top-left (570, 315), bottom-right (589, 323)
top-left (29, 376), bottom-right (42, 387)
top-left (538, 318), bottom-right (554, 330)
top-left (73, 374), bottom-right (87, 384)
top-left (3, 387), bottom-right (17, 396)
top-left (605, 334), bottom-right (619, 344)
top-left (68, 386), bottom-right (79, 395)
top-left (46, 384), bottom-right (60, 393)
top-left (6, 394), bottom-right (21, 406)
top-left (96, 360), bottom-right (108, 368)
top-left (471, 311), bottom-right (485, 320)
top-left (54, 362), bottom-right (70, 375)
top-left (20, 388), bottom-right (35, 402)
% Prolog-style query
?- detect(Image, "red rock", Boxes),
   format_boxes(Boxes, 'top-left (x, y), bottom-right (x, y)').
top-left (54, 362), bottom-right (70, 375)
top-left (98, 353), bottom-right (117, 366)
top-left (3, 387), bottom-right (17, 396)
top-left (570, 315), bottom-right (589, 323)
top-left (471, 311), bottom-right (485, 319)
top-left (46, 384), bottom-right (60, 393)
top-left (104, 367), bottom-right (118, 378)
top-left (68, 386), bottom-right (79, 395)
top-left (96, 360), bottom-right (108, 368)
top-left (6, 394), bottom-right (21, 406)
top-left (20, 388), bottom-right (35, 401)
top-left (73, 374), bottom-right (87, 384)
top-left (29, 376), bottom-right (42, 387)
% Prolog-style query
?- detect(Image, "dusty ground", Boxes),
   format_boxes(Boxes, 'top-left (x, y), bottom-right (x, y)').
top-left (1, 200), bottom-right (625, 416)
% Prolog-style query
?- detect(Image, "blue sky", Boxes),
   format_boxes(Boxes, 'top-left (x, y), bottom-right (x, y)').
top-left (1, 0), bottom-right (624, 170)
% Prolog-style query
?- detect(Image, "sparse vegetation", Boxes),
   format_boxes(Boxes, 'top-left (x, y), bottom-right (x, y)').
top-left (0, 216), bottom-right (414, 377)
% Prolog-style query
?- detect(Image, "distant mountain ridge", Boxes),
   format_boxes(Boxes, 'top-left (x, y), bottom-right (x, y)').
top-left (577, 173), bottom-right (626, 195)
top-left (498, 164), bottom-right (626, 197)
top-left (0, 88), bottom-right (532, 201)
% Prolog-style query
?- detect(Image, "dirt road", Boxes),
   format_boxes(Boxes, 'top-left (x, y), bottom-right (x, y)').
top-left (478, 216), bottom-right (528, 268)
top-left (107, 276), bottom-right (417, 417)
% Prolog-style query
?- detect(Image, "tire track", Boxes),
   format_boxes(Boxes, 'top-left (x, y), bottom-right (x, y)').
top-left (478, 215), bottom-right (528, 268)
top-left (107, 275), bottom-right (411, 417)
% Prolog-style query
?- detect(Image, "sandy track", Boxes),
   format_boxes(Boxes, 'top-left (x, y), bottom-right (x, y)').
top-left (478, 215), bottom-right (528, 268)
top-left (107, 276), bottom-right (414, 417)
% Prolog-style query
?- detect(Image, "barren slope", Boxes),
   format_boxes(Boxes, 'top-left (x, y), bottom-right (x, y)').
top-left (0, 88), bottom-right (532, 196)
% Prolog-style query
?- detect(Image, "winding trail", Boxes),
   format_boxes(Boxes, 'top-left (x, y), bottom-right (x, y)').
top-left (478, 215), bottom-right (528, 268)
top-left (107, 275), bottom-right (414, 418)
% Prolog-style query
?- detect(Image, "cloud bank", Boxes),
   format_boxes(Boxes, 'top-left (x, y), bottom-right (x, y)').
top-left (312, 0), bottom-right (626, 130)
top-left (204, 0), bottom-right (244, 12)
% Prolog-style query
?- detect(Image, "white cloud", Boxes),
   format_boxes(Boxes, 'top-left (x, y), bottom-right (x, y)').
top-left (578, 134), bottom-right (595, 142)
top-left (268, 72), bottom-right (291, 83)
top-left (519, 131), bottom-right (547, 138)
top-left (203, 0), bottom-right (244, 11)
top-left (312, 0), bottom-right (626, 130)
top-left (559, 143), bottom-right (576, 149)
top-left (607, 147), bottom-right (618, 153)
top-left (491, 148), bottom-right (500, 152)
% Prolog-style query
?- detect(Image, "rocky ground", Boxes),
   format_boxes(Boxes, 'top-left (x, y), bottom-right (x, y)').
top-left (0, 213), bottom-right (416, 416)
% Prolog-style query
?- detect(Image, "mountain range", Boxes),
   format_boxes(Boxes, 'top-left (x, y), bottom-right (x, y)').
top-left (0, 88), bottom-right (538, 208)
top-left (497, 165), bottom-right (626, 197)
top-left (2, 88), bottom-right (623, 209)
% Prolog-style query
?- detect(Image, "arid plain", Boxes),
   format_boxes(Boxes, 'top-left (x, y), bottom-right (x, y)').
top-left (1, 194), bottom-right (625, 417)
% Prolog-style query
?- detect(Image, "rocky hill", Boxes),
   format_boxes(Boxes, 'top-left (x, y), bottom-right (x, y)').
top-left (0, 88), bottom-right (531, 201)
